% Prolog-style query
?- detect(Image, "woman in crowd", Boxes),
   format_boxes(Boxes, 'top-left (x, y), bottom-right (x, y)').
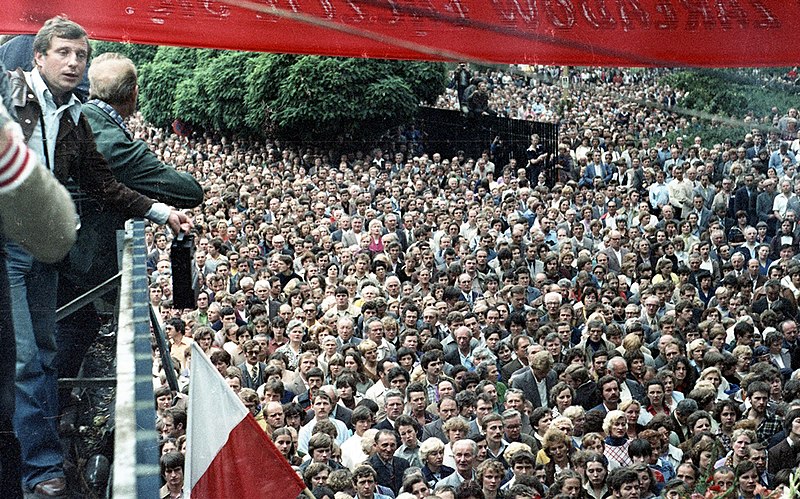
top-left (342, 351), bottom-right (374, 393)
top-left (542, 428), bottom-right (574, 485)
top-left (602, 410), bottom-right (632, 470)
top-left (549, 381), bottom-right (576, 418)
top-left (582, 451), bottom-right (608, 499)
top-left (685, 411), bottom-right (713, 441)
top-left (357, 340), bottom-right (380, 382)
top-left (642, 380), bottom-right (670, 425)
top-left (655, 370), bottom-right (683, 411)
top-left (619, 400), bottom-right (644, 440)
top-left (476, 459), bottom-right (506, 499)
top-left (712, 399), bottom-right (741, 453)
top-left (529, 408), bottom-right (553, 450)
top-left (715, 428), bottom-right (756, 469)
top-left (275, 321), bottom-right (304, 370)
top-left (420, 437), bottom-right (454, 487)
top-left (698, 366), bottom-right (727, 401)
top-left (631, 463), bottom-right (658, 499)
top-left (667, 356), bottom-right (696, 396)
top-left (735, 460), bottom-right (763, 499)
top-left (334, 373), bottom-right (361, 410)
top-left (273, 427), bottom-right (302, 466)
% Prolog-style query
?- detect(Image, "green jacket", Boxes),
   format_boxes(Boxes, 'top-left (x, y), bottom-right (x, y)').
top-left (83, 103), bottom-right (203, 209)
top-left (62, 103), bottom-right (203, 287)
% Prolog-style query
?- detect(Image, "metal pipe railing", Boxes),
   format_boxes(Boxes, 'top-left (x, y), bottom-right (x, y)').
top-left (113, 220), bottom-right (162, 498)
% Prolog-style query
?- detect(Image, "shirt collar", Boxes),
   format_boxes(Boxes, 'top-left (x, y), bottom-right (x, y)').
top-left (87, 98), bottom-right (133, 139)
top-left (29, 68), bottom-right (82, 125)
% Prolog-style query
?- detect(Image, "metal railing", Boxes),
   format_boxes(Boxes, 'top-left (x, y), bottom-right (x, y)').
top-left (113, 219), bottom-right (161, 498)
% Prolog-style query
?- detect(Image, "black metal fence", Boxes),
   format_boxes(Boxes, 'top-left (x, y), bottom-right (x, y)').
top-left (416, 107), bottom-right (559, 175)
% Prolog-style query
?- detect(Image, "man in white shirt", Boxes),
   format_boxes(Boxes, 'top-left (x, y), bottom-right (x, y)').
top-left (298, 392), bottom-right (351, 454)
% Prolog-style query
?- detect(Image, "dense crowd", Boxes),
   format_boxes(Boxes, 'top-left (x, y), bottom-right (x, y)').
top-left (147, 64), bottom-right (800, 499)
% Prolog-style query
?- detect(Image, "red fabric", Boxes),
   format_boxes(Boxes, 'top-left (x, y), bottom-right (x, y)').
top-left (191, 415), bottom-right (306, 499)
top-left (0, 1), bottom-right (797, 66)
top-left (0, 140), bottom-right (30, 189)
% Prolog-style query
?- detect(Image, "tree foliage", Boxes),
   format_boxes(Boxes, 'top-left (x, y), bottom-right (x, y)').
top-left (138, 48), bottom-right (197, 128)
top-left (135, 44), bottom-right (447, 141)
top-left (662, 69), bottom-right (800, 145)
top-left (91, 40), bottom-right (158, 68)
top-left (666, 70), bottom-right (799, 120)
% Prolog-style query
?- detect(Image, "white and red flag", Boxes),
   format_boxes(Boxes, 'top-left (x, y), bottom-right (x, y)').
top-left (185, 342), bottom-right (307, 498)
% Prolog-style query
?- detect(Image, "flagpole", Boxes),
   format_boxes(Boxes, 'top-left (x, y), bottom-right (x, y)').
top-left (302, 487), bottom-right (315, 499)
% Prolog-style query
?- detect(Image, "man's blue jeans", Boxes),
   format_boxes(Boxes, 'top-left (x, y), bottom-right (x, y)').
top-left (5, 242), bottom-right (63, 490)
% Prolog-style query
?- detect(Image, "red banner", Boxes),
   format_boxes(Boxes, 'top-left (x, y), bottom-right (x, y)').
top-left (0, 0), bottom-right (797, 66)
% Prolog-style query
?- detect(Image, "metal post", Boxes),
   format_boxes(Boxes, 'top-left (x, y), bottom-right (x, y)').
top-left (149, 305), bottom-right (180, 394)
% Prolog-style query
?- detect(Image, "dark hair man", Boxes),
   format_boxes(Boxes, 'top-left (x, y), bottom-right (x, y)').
top-left (7, 16), bottom-right (192, 497)
top-left (0, 67), bottom-right (78, 498)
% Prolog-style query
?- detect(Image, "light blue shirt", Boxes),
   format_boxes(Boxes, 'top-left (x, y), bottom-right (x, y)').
top-left (298, 416), bottom-right (352, 454)
top-left (649, 182), bottom-right (669, 209)
top-left (26, 69), bottom-right (81, 171)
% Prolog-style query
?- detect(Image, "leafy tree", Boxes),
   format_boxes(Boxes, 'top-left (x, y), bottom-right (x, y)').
top-left (173, 51), bottom-right (257, 132)
top-left (666, 69), bottom-right (798, 120)
top-left (136, 45), bottom-right (446, 141)
top-left (663, 69), bottom-right (800, 145)
top-left (138, 47), bottom-right (198, 127)
top-left (244, 53), bottom-right (296, 133)
top-left (261, 56), bottom-right (446, 141)
top-left (91, 41), bottom-right (157, 68)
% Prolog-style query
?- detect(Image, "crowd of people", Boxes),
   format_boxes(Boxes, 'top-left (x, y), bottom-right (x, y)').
top-left (3, 16), bottom-right (800, 499)
top-left (145, 61), bottom-right (800, 499)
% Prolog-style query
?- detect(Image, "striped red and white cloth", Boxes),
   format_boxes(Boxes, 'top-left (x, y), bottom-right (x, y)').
top-left (0, 129), bottom-right (36, 193)
top-left (186, 342), bottom-right (306, 498)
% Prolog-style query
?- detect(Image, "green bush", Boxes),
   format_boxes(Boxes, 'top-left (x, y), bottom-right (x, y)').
top-left (136, 46), bottom-right (446, 141)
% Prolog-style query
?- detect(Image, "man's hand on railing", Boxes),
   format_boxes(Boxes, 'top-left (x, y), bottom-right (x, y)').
top-left (166, 210), bottom-right (193, 235)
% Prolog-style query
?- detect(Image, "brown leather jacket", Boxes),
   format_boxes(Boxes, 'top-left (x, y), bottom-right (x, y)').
top-left (8, 69), bottom-right (153, 219)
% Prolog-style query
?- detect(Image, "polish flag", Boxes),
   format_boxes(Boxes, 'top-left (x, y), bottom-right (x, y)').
top-left (185, 342), bottom-right (307, 498)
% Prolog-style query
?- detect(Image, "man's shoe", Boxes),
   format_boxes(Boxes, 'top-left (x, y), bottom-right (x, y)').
top-left (32, 477), bottom-right (67, 497)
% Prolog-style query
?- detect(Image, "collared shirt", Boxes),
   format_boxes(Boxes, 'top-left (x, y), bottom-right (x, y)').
top-left (459, 350), bottom-right (474, 371)
top-left (649, 182), bottom-right (669, 208)
top-left (87, 99), bottom-right (132, 138)
top-left (755, 411), bottom-right (783, 444)
top-left (27, 69), bottom-right (82, 171)
top-left (298, 416), bottom-right (352, 454)
top-left (425, 378), bottom-right (439, 404)
top-left (618, 379), bottom-right (633, 402)
top-left (534, 373), bottom-right (548, 408)
top-left (395, 444), bottom-right (422, 468)
top-left (170, 336), bottom-right (193, 365)
top-left (486, 440), bottom-right (509, 462)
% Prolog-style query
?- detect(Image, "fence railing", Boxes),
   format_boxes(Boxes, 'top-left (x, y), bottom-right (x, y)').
top-left (113, 219), bottom-right (161, 498)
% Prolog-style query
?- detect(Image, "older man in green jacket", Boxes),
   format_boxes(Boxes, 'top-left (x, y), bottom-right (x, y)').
top-left (55, 51), bottom-right (204, 386)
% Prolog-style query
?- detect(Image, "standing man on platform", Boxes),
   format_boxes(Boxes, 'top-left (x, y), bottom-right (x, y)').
top-left (7, 17), bottom-right (190, 496)
top-left (53, 50), bottom-right (203, 390)
top-left (0, 66), bottom-right (78, 499)
top-left (526, 133), bottom-right (548, 185)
